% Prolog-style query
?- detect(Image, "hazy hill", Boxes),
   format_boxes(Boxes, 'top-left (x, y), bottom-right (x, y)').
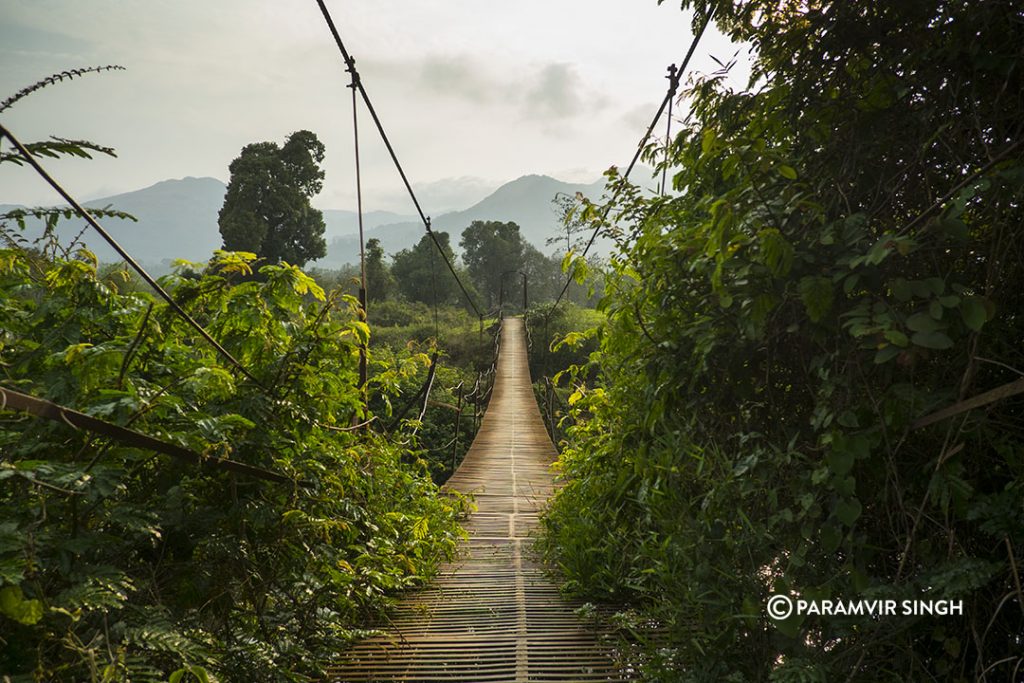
top-left (1, 178), bottom-right (414, 270)
top-left (322, 209), bottom-right (417, 241)
top-left (319, 173), bottom-right (613, 267)
top-left (1, 177), bottom-right (227, 270)
top-left (2, 169), bottom-right (652, 270)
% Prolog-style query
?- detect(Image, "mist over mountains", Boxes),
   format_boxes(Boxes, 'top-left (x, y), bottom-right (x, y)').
top-left (318, 174), bottom-right (608, 268)
top-left (0, 170), bottom-right (643, 271)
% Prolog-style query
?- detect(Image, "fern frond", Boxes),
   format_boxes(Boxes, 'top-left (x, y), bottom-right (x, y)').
top-left (2, 206), bottom-right (138, 229)
top-left (0, 65), bottom-right (126, 113)
top-left (0, 137), bottom-right (117, 165)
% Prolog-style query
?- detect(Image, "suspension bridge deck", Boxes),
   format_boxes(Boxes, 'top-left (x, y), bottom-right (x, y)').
top-left (327, 317), bottom-right (628, 682)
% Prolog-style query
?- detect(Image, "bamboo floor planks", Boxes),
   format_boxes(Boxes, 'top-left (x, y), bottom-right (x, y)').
top-left (326, 317), bottom-right (630, 682)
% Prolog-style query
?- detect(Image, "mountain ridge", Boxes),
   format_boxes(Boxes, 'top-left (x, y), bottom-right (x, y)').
top-left (1, 170), bottom-right (643, 270)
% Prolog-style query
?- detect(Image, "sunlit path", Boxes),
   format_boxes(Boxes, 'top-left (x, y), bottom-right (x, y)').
top-left (327, 317), bottom-right (628, 682)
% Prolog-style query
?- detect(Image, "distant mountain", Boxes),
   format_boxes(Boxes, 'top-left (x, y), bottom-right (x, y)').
top-left (2, 170), bottom-right (648, 271)
top-left (322, 209), bottom-right (417, 241)
top-left (440, 174), bottom-right (607, 248)
top-left (0, 178), bottom-right (415, 271)
top-left (1, 177), bottom-right (227, 272)
top-left (319, 173), bottom-right (614, 267)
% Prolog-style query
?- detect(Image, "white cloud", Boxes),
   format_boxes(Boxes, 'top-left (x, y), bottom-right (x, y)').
top-left (0, 0), bottom-right (751, 212)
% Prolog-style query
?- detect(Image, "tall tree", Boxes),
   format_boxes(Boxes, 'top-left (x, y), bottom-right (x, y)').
top-left (364, 238), bottom-right (393, 302)
top-left (520, 242), bottom-right (564, 305)
top-left (391, 232), bottom-right (469, 306)
top-left (218, 130), bottom-right (327, 266)
top-left (459, 220), bottom-right (527, 308)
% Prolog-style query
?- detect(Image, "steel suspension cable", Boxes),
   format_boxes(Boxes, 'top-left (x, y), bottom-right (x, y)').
top-left (545, 7), bottom-right (714, 323)
top-left (312, 0), bottom-right (484, 319)
top-left (0, 125), bottom-right (265, 389)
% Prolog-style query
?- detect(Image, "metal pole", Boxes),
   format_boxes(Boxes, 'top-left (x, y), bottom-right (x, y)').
top-left (452, 384), bottom-right (464, 473)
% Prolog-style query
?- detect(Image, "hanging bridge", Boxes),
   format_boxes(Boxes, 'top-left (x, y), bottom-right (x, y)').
top-left (327, 317), bottom-right (631, 682)
top-left (0, 7), bottom-right (711, 680)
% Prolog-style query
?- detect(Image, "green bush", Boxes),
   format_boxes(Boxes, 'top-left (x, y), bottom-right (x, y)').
top-left (540, 1), bottom-right (1024, 680)
top-left (0, 249), bottom-right (467, 681)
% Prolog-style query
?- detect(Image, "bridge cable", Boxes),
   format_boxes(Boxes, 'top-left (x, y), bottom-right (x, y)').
top-left (544, 7), bottom-right (714, 324)
top-left (427, 218), bottom-right (441, 338)
top-left (348, 59), bottom-right (369, 389)
top-left (313, 0), bottom-right (484, 319)
top-left (0, 124), bottom-right (265, 389)
top-left (660, 64), bottom-right (678, 196)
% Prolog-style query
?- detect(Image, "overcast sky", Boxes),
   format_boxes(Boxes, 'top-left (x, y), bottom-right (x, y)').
top-left (0, 0), bottom-right (751, 214)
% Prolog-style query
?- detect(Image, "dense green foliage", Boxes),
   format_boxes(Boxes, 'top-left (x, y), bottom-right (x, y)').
top-left (460, 220), bottom-right (529, 309)
top-left (524, 303), bottom-right (604, 445)
top-left (541, 1), bottom-right (1024, 680)
top-left (390, 232), bottom-right (476, 308)
top-left (364, 238), bottom-right (394, 303)
top-left (0, 245), bottom-right (467, 681)
top-left (365, 301), bottom-right (500, 482)
top-left (218, 130), bottom-right (328, 267)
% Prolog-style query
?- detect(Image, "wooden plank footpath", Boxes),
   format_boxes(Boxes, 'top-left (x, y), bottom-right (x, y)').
top-left (327, 317), bottom-right (630, 682)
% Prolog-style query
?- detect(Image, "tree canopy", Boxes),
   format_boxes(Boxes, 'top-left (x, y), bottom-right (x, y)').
top-left (459, 220), bottom-right (527, 309)
top-left (218, 130), bottom-right (327, 266)
top-left (541, 0), bottom-right (1024, 680)
top-left (365, 237), bottom-right (394, 303)
top-left (391, 231), bottom-right (471, 307)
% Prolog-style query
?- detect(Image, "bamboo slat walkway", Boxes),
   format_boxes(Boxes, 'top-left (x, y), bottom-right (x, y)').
top-left (327, 317), bottom-right (629, 682)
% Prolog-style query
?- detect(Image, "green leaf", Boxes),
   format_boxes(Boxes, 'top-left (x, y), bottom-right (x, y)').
top-left (924, 277), bottom-right (946, 295)
top-left (911, 330), bottom-right (954, 350)
top-left (757, 228), bottom-right (794, 276)
top-left (701, 128), bottom-right (716, 155)
top-left (826, 446), bottom-right (854, 477)
top-left (837, 411), bottom-right (859, 428)
top-left (836, 498), bottom-right (863, 527)
top-left (0, 585), bottom-right (43, 625)
top-left (798, 276), bottom-right (833, 322)
top-left (821, 524), bottom-right (843, 553)
top-left (843, 273), bottom-right (860, 294)
top-left (777, 164), bottom-right (798, 180)
top-left (874, 345), bottom-right (901, 364)
top-left (883, 329), bottom-right (909, 347)
top-left (960, 296), bottom-right (987, 332)
top-left (906, 312), bottom-right (942, 333)
top-left (773, 610), bottom-right (805, 639)
top-left (891, 278), bottom-right (912, 302)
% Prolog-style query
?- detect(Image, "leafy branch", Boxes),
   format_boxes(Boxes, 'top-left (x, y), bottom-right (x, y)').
top-left (0, 65), bottom-right (125, 113)
top-left (0, 137), bottom-right (118, 165)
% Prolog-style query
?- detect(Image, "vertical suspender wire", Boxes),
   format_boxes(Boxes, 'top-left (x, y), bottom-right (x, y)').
top-left (660, 64), bottom-right (678, 196)
top-left (426, 218), bottom-right (440, 340)
top-left (313, 0), bottom-right (484, 320)
top-left (347, 58), bottom-right (369, 393)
